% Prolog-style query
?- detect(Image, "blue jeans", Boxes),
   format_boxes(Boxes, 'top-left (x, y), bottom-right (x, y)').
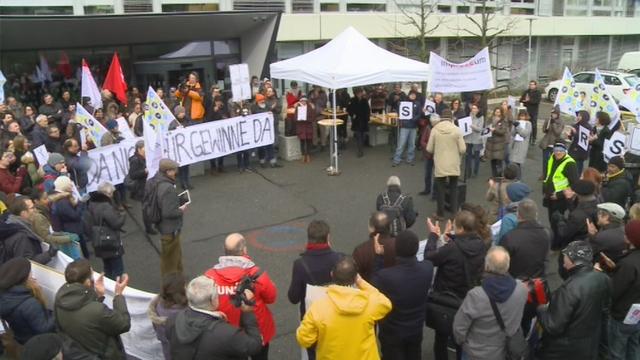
top-left (609, 318), bottom-right (640, 360)
top-left (465, 144), bottom-right (481, 178)
top-left (393, 127), bottom-right (417, 164)
top-left (103, 256), bottom-right (124, 280)
top-left (258, 145), bottom-right (275, 163)
top-left (542, 147), bottom-right (552, 177)
top-left (178, 165), bottom-right (191, 188)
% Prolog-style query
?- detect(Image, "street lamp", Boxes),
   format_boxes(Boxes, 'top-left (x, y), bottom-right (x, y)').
top-left (525, 16), bottom-right (538, 82)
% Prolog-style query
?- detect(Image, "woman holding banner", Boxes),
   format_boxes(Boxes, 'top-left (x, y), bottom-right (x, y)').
top-left (568, 110), bottom-right (592, 175)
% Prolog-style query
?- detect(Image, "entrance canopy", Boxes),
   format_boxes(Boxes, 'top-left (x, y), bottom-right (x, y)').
top-left (270, 26), bottom-right (430, 89)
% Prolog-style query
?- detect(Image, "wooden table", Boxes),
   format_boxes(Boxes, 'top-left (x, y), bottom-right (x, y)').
top-left (370, 113), bottom-right (399, 127)
top-left (321, 109), bottom-right (348, 117)
top-left (317, 119), bottom-right (345, 126)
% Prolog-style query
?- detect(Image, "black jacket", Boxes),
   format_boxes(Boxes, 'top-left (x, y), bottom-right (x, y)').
top-left (0, 215), bottom-right (52, 266)
top-left (554, 198), bottom-right (599, 248)
top-left (145, 173), bottom-right (183, 234)
top-left (520, 89), bottom-right (541, 118)
top-left (590, 223), bottom-right (626, 263)
top-left (502, 221), bottom-right (550, 279)
top-left (65, 152), bottom-right (90, 190)
top-left (348, 96), bottom-right (370, 132)
top-left (602, 170), bottom-right (633, 208)
top-left (167, 307), bottom-right (262, 360)
top-left (543, 155), bottom-right (579, 196)
top-left (371, 257), bottom-right (434, 339)
top-left (537, 265), bottom-right (611, 360)
top-left (589, 127), bottom-right (612, 173)
top-left (85, 192), bottom-right (126, 259)
top-left (127, 153), bottom-right (147, 201)
top-left (610, 249), bottom-right (640, 321)
top-left (0, 285), bottom-right (55, 344)
top-left (287, 247), bottom-right (343, 315)
top-left (375, 186), bottom-right (417, 234)
top-left (425, 232), bottom-right (487, 299)
top-left (568, 121), bottom-right (592, 161)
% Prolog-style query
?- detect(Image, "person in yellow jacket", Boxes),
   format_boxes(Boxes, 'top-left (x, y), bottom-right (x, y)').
top-left (296, 257), bottom-right (392, 360)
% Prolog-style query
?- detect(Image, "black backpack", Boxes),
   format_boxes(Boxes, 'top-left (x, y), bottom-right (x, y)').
top-left (142, 177), bottom-right (163, 225)
top-left (380, 192), bottom-right (406, 236)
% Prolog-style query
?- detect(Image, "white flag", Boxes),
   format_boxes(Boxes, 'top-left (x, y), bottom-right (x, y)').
top-left (39, 54), bottom-right (52, 82)
top-left (81, 59), bottom-right (103, 110)
top-left (0, 70), bottom-right (6, 104)
top-left (144, 86), bottom-right (175, 179)
top-left (590, 68), bottom-right (620, 130)
top-left (621, 84), bottom-right (640, 123)
top-left (75, 103), bottom-right (109, 146)
top-left (554, 67), bottom-right (581, 115)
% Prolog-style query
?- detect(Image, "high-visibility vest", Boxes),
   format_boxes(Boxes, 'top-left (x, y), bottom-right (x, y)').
top-left (545, 155), bottom-right (576, 192)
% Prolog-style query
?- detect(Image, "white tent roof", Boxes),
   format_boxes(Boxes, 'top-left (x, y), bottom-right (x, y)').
top-left (270, 27), bottom-right (430, 89)
top-left (159, 42), bottom-right (212, 59)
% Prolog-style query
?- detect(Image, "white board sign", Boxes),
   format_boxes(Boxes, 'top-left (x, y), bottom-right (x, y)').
top-left (116, 117), bottom-right (135, 140)
top-left (229, 63), bottom-right (251, 102)
top-left (603, 131), bottom-right (627, 161)
top-left (514, 134), bottom-right (524, 142)
top-left (428, 47), bottom-right (494, 93)
top-left (630, 125), bottom-right (640, 153)
top-left (399, 101), bottom-right (413, 120)
top-left (33, 144), bottom-right (49, 166)
top-left (457, 116), bottom-right (472, 136)
top-left (297, 105), bottom-right (307, 121)
top-left (423, 99), bottom-right (436, 115)
top-left (578, 125), bottom-right (590, 151)
top-left (481, 127), bottom-right (492, 138)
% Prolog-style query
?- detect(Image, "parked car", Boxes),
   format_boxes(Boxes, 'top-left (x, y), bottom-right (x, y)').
top-left (545, 70), bottom-right (639, 103)
top-left (618, 51), bottom-right (640, 77)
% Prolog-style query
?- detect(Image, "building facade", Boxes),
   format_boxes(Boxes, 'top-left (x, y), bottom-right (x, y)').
top-left (2, 0), bottom-right (640, 91)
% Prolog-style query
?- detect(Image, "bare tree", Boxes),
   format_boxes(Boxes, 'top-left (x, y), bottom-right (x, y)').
top-left (457, 0), bottom-right (521, 51)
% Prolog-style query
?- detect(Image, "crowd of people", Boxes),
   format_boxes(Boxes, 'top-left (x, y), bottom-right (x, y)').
top-left (0, 73), bottom-right (639, 360)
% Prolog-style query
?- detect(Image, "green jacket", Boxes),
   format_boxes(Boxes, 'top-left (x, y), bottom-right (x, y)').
top-left (54, 283), bottom-right (131, 359)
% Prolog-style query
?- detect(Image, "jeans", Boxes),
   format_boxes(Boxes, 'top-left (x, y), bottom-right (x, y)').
top-left (576, 159), bottom-right (585, 176)
top-left (393, 127), bottom-right (417, 164)
top-left (465, 144), bottom-right (481, 178)
top-left (542, 148), bottom-right (552, 177)
top-left (258, 145), bottom-right (276, 163)
top-left (424, 158), bottom-right (434, 193)
top-left (434, 331), bottom-right (461, 360)
top-left (609, 318), bottom-right (640, 360)
top-left (380, 333), bottom-right (422, 360)
top-left (354, 131), bottom-right (366, 155)
top-left (435, 176), bottom-right (459, 216)
top-left (236, 151), bottom-right (250, 169)
top-left (178, 165), bottom-right (190, 188)
top-left (210, 157), bottom-right (224, 170)
top-left (103, 256), bottom-right (124, 280)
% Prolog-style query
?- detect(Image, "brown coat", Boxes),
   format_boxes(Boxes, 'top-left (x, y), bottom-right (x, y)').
top-left (485, 118), bottom-right (508, 160)
top-left (426, 120), bottom-right (466, 177)
top-left (352, 236), bottom-right (396, 283)
top-left (539, 116), bottom-right (565, 150)
top-left (32, 205), bottom-right (72, 245)
top-left (485, 179), bottom-right (513, 223)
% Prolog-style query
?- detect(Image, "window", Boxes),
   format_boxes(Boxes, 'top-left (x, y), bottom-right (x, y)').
top-left (457, 6), bottom-right (471, 14)
top-left (593, 0), bottom-right (612, 6)
top-left (0, 6), bottom-right (73, 15)
top-left (346, 3), bottom-right (386, 12)
top-left (593, 10), bottom-right (612, 16)
top-left (574, 73), bottom-right (595, 83)
top-left (511, 7), bottom-right (534, 14)
top-left (84, 6), bottom-right (115, 14)
top-left (321, 3), bottom-right (340, 11)
top-left (213, 40), bottom-right (239, 55)
top-left (625, 76), bottom-right (639, 87)
top-left (437, 5), bottom-right (451, 13)
top-left (162, 4), bottom-right (219, 12)
top-left (293, 0), bottom-right (314, 13)
top-left (603, 75), bottom-right (622, 86)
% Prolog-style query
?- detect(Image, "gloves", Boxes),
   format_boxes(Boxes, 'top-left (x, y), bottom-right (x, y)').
top-left (48, 245), bottom-right (59, 257)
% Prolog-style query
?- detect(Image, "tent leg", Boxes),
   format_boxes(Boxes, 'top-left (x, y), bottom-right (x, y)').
top-left (328, 90), bottom-right (340, 176)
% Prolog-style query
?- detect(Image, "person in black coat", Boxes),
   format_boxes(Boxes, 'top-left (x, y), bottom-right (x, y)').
top-left (551, 179), bottom-right (598, 251)
top-left (63, 138), bottom-right (90, 193)
top-left (588, 112), bottom-right (613, 173)
top-left (348, 88), bottom-right (370, 157)
top-left (372, 230), bottom-right (434, 360)
top-left (30, 115), bottom-right (49, 149)
top-left (602, 156), bottom-right (633, 209)
top-left (375, 176), bottom-right (417, 237)
top-left (0, 258), bottom-right (55, 344)
top-left (567, 110), bottom-right (592, 175)
top-left (588, 202), bottom-right (627, 264)
top-left (520, 80), bottom-right (542, 144)
top-left (537, 241), bottom-right (611, 360)
top-left (424, 210), bottom-right (487, 360)
top-left (44, 125), bottom-right (64, 154)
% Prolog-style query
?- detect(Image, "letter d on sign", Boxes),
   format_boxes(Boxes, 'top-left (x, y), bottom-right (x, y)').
top-left (399, 101), bottom-right (413, 120)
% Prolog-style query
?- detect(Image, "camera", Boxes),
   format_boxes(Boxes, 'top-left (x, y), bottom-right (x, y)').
top-left (230, 271), bottom-right (263, 308)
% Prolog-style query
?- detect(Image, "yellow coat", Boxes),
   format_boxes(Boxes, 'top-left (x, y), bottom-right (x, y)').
top-left (296, 279), bottom-right (392, 360)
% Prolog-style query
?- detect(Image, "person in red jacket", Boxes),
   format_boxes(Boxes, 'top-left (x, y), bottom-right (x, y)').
top-left (205, 233), bottom-right (277, 360)
top-left (0, 151), bottom-right (27, 195)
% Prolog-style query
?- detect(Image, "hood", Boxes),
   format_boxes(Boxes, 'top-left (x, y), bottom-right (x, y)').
top-left (88, 191), bottom-right (112, 204)
top-left (454, 233), bottom-right (486, 258)
top-left (147, 296), bottom-right (184, 326)
top-left (55, 283), bottom-right (97, 311)
top-left (481, 274), bottom-right (516, 303)
top-left (210, 256), bottom-right (256, 283)
top-left (433, 120), bottom-right (457, 135)
top-left (156, 172), bottom-right (176, 186)
top-left (173, 308), bottom-right (220, 344)
top-left (5, 215), bottom-right (43, 242)
top-left (326, 285), bottom-right (369, 315)
top-left (0, 285), bottom-right (32, 317)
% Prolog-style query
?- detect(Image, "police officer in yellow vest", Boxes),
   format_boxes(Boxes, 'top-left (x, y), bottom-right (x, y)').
top-left (543, 142), bottom-right (579, 248)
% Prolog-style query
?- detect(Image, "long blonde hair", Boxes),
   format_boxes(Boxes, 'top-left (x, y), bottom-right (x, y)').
top-left (25, 277), bottom-right (47, 308)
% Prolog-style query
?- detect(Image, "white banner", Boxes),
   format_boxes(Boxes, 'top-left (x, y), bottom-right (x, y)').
top-left (603, 131), bottom-right (627, 162)
top-left (428, 47), bottom-right (494, 93)
top-left (590, 68), bottom-right (621, 130)
top-left (86, 112), bottom-right (275, 191)
top-left (621, 84), bottom-right (640, 123)
top-left (554, 67), bottom-right (581, 115)
top-left (629, 125), bottom-right (640, 153)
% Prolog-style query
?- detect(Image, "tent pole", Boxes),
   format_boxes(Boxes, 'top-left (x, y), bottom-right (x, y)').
top-left (332, 89), bottom-right (339, 175)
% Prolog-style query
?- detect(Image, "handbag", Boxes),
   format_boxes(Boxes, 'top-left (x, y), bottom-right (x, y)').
top-left (90, 208), bottom-right (120, 252)
top-left (487, 294), bottom-right (528, 360)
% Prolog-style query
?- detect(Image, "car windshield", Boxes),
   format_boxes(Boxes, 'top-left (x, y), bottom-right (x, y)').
top-left (625, 76), bottom-right (639, 87)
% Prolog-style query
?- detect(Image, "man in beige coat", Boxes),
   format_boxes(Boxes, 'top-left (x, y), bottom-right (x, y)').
top-left (426, 109), bottom-right (466, 218)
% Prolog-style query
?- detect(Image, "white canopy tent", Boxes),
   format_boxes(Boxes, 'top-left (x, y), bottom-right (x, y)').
top-left (270, 26), bottom-right (430, 174)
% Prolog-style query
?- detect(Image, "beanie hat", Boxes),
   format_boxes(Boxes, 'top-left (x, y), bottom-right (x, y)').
top-left (54, 175), bottom-right (74, 193)
top-left (135, 139), bottom-right (145, 150)
top-left (506, 182), bottom-right (531, 202)
top-left (0, 257), bottom-right (31, 291)
top-left (553, 142), bottom-right (567, 152)
top-left (440, 108), bottom-right (453, 121)
top-left (106, 119), bottom-right (118, 131)
top-left (394, 230), bottom-right (419, 257)
top-left (597, 202), bottom-right (626, 221)
top-left (159, 158), bottom-right (179, 173)
top-left (625, 219), bottom-right (640, 248)
top-left (573, 179), bottom-right (596, 196)
top-left (609, 156), bottom-right (625, 171)
top-left (21, 333), bottom-right (63, 360)
top-left (255, 94), bottom-right (266, 102)
top-left (562, 240), bottom-right (593, 264)
top-left (46, 152), bottom-right (65, 167)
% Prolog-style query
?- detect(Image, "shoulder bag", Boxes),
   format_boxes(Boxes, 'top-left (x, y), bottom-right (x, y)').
top-left (487, 292), bottom-right (527, 360)
top-left (90, 206), bottom-right (120, 253)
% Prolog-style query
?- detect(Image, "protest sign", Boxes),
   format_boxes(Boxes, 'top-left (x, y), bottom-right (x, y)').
top-left (229, 63), bottom-right (251, 102)
top-left (457, 116), bottom-right (472, 136)
top-left (0, 70), bottom-right (5, 104)
top-left (76, 102), bottom-right (109, 146)
top-left (621, 84), bottom-right (640, 122)
top-left (33, 144), bottom-right (49, 166)
top-left (428, 48), bottom-right (494, 93)
top-left (481, 127), bottom-right (492, 138)
top-left (554, 67), bottom-right (581, 115)
top-left (144, 87), bottom-right (175, 178)
top-left (86, 112), bottom-right (275, 192)
top-left (590, 68), bottom-right (621, 130)
top-left (297, 105), bottom-right (307, 121)
top-left (514, 134), bottom-right (524, 142)
top-left (629, 125), bottom-right (640, 153)
top-left (603, 131), bottom-right (627, 161)
top-left (399, 101), bottom-right (413, 120)
top-left (116, 117), bottom-right (135, 140)
top-left (423, 99), bottom-right (436, 115)
top-left (578, 125), bottom-right (590, 151)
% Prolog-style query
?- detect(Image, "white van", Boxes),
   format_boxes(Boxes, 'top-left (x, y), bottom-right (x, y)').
top-left (618, 51), bottom-right (640, 77)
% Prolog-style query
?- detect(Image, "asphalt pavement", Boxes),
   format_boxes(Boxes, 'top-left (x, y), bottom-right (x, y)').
top-left (93, 102), bottom-right (558, 359)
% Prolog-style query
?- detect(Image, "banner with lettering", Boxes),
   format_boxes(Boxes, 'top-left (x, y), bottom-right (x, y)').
top-left (428, 48), bottom-right (494, 93)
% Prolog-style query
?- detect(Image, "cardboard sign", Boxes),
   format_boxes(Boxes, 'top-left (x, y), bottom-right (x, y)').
top-left (399, 101), bottom-right (413, 120)
top-left (629, 125), bottom-right (640, 153)
top-left (33, 144), bottom-right (49, 166)
top-left (603, 131), bottom-right (627, 161)
top-left (514, 134), bottom-right (524, 142)
top-left (457, 116), bottom-right (472, 136)
top-left (481, 127), bottom-right (492, 138)
top-left (116, 117), bottom-right (135, 140)
top-left (423, 99), bottom-right (436, 115)
top-left (578, 125), bottom-right (590, 151)
top-left (297, 105), bottom-right (307, 121)
top-left (229, 63), bottom-right (252, 102)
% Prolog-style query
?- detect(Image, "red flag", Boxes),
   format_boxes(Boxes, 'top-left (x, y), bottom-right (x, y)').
top-left (57, 51), bottom-right (72, 79)
top-left (103, 52), bottom-right (128, 105)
